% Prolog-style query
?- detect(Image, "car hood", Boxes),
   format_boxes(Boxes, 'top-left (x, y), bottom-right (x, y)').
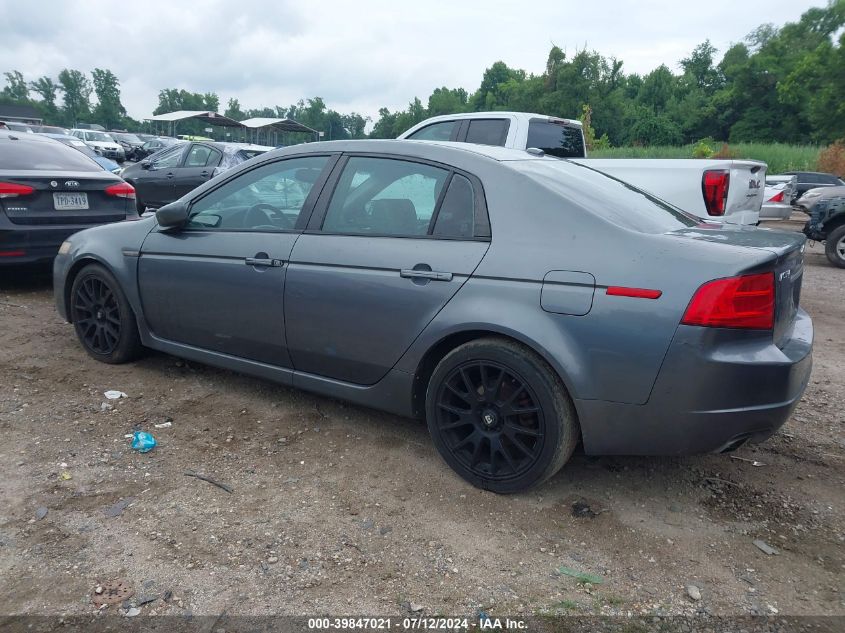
top-left (87, 140), bottom-right (121, 150)
top-left (800, 185), bottom-right (845, 200)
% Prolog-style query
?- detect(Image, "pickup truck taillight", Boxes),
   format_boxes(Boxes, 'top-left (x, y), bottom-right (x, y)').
top-left (702, 169), bottom-right (730, 216)
top-left (682, 272), bottom-right (774, 330)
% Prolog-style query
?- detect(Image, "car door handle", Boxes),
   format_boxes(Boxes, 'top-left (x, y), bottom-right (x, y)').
top-left (200, 171), bottom-right (210, 178)
top-left (165, 172), bottom-right (174, 179)
top-left (400, 269), bottom-right (453, 282)
top-left (245, 257), bottom-right (284, 267)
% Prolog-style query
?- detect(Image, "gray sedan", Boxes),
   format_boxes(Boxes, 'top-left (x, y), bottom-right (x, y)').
top-left (53, 140), bottom-right (813, 493)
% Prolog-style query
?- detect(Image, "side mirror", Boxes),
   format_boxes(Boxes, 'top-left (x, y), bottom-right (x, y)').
top-left (155, 200), bottom-right (190, 229)
top-left (140, 159), bottom-right (151, 169)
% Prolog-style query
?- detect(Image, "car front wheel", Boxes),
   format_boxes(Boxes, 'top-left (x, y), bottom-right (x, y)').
top-left (425, 337), bottom-right (579, 493)
top-left (825, 224), bottom-right (845, 268)
top-left (70, 264), bottom-right (143, 364)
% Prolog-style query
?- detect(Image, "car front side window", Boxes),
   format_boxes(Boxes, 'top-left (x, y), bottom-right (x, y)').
top-left (186, 156), bottom-right (329, 231)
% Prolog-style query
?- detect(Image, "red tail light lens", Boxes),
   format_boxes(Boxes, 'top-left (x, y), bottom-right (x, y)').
top-left (682, 273), bottom-right (775, 330)
top-left (105, 182), bottom-right (135, 199)
top-left (702, 169), bottom-right (730, 216)
top-left (0, 182), bottom-right (35, 198)
top-left (768, 190), bottom-right (784, 203)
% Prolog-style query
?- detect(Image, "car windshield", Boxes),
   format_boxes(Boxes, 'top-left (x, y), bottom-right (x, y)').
top-left (87, 131), bottom-right (114, 142)
top-left (113, 133), bottom-right (141, 143)
top-left (513, 158), bottom-right (700, 233)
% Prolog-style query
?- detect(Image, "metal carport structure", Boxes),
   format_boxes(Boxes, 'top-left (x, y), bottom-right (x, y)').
top-left (144, 110), bottom-right (245, 138)
top-left (239, 117), bottom-right (319, 146)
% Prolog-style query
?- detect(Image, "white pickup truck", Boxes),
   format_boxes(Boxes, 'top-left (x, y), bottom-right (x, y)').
top-left (399, 112), bottom-right (767, 225)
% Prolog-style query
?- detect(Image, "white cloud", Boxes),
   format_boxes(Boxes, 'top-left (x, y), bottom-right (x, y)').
top-left (0, 0), bottom-right (822, 121)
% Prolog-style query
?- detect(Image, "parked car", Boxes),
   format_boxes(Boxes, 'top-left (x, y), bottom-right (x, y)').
top-left (121, 141), bottom-right (270, 212)
top-left (0, 130), bottom-right (137, 264)
top-left (70, 129), bottom-right (125, 162)
top-left (134, 136), bottom-right (181, 160)
top-left (760, 174), bottom-right (798, 220)
top-left (41, 133), bottom-right (122, 174)
top-left (782, 171), bottom-right (845, 198)
top-left (5, 121), bottom-right (34, 133)
top-left (798, 185), bottom-right (845, 267)
top-left (109, 131), bottom-right (145, 161)
top-left (34, 125), bottom-right (71, 135)
top-left (400, 112), bottom-right (768, 225)
top-left (53, 140), bottom-right (812, 492)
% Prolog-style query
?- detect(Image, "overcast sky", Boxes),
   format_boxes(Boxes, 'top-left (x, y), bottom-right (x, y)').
top-left (0, 0), bottom-right (823, 124)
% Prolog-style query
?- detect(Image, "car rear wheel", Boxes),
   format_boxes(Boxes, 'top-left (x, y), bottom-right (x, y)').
top-left (70, 264), bottom-right (143, 364)
top-left (425, 337), bottom-right (579, 493)
top-left (825, 224), bottom-right (845, 268)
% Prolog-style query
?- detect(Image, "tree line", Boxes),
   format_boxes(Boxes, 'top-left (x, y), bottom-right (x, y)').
top-left (3, 1), bottom-right (842, 145)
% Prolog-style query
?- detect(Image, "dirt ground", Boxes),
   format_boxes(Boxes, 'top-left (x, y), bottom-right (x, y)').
top-left (0, 218), bottom-right (842, 620)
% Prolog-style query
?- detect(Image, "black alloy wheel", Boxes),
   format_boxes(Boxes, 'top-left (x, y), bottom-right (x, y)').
top-left (426, 337), bottom-right (579, 493)
top-left (70, 264), bottom-right (143, 364)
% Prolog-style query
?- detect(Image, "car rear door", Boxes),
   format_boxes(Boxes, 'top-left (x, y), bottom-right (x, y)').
top-left (284, 154), bottom-right (490, 384)
top-left (171, 143), bottom-right (221, 199)
top-left (138, 154), bottom-right (335, 367)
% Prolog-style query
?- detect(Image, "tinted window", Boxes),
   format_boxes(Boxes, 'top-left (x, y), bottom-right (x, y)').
top-left (184, 145), bottom-right (214, 167)
top-left (433, 174), bottom-right (475, 238)
top-left (0, 138), bottom-right (102, 171)
top-left (323, 157), bottom-right (448, 236)
top-left (513, 159), bottom-right (699, 233)
top-left (151, 146), bottom-right (185, 169)
top-left (187, 156), bottom-right (328, 231)
top-left (464, 119), bottom-right (509, 146)
top-left (526, 120), bottom-right (586, 158)
top-left (408, 121), bottom-right (456, 141)
top-left (206, 148), bottom-right (222, 167)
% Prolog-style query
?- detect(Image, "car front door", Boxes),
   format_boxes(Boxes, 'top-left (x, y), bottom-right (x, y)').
top-left (171, 143), bottom-right (222, 199)
top-left (134, 144), bottom-right (187, 207)
top-left (137, 154), bottom-right (335, 366)
top-left (285, 154), bottom-right (490, 384)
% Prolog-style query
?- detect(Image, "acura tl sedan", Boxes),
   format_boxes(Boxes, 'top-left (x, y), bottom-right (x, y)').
top-left (53, 140), bottom-right (813, 493)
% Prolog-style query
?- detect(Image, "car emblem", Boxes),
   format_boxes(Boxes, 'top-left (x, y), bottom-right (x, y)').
top-left (50, 181), bottom-right (58, 188)
top-left (65, 181), bottom-right (80, 188)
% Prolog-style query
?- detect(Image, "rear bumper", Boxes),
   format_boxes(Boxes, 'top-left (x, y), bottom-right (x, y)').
top-left (760, 202), bottom-right (792, 220)
top-left (0, 224), bottom-right (84, 265)
top-left (576, 309), bottom-right (813, 455)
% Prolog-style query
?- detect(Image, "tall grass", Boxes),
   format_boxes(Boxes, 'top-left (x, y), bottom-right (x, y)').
top-left (590, 143), bottom-right (821, 174)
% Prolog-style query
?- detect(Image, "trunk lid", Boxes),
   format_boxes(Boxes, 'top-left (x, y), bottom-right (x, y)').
top-left (0, 171), bottom-right (128, 225)
top-left (667, 224), bottom-right (805, 346)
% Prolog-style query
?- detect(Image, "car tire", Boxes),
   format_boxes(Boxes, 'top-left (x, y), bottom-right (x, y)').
top-left (70, 264), bottom-right (143, 364)
top-left (425, 337), bottom-right (579, 493)
top-left (824, 224), bottom-right (845, 268)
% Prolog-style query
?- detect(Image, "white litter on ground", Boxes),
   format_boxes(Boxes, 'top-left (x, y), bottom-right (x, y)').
top-left (104, 390), bottom-right (127, 400)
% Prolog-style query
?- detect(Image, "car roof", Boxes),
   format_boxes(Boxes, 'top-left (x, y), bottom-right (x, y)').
top-left (266, 139), bottom-right (548, 164)
top-left (1, 130), bottom-right (63, 144)
top-left (409, 111), bottom-right (584, 127)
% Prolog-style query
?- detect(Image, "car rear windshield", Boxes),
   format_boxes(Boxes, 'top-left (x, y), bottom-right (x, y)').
top-left (113, 133), bottom-right (141, 143)
top-left (513, 158), bottom-right (699, 233)
top-left (526, 120), bottom-right (586, 158)
top-left (0, 138), bottom-right (102, 171)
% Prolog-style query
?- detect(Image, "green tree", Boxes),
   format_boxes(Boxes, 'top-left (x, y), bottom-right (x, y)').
top-left (91, 68), bottom-right (126, 129)
top-left (2, 70), bottom-right (28, 101)
top-left (57, 69), bottom-right (92, 126)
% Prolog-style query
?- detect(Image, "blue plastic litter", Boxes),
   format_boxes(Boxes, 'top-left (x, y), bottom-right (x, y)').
top-left (131, 431), bottom-right (157, 453)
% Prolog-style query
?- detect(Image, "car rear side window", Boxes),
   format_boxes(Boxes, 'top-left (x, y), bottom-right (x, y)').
top-left (526, 120), bottom-right (586, 158)
top-left (407, 121), bottom-right (456, 141)
top-left (432, 174), bottom-right (475, 238)
top-left (0, 138), bottom-right (102, 171)
top-left (322, 157), bottom-right (449, 236)
top-left (184, 145), bottom-right (214, 167)
top-left (464, 119), bottom-right (509, 146)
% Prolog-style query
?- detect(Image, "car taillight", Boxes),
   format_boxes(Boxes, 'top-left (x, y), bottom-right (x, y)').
top-left (702, 169), bottom-right (730, 216)
top-left (0, 182), bottom-right (35, 198)
top-left (768, 190), bottom-right (784, 203)
top-left (681, 272), bottom-right (775, 330)
top-left (105, 182), bottom-right (135, 199)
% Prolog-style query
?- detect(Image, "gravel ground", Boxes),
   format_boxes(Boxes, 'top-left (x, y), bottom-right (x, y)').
top-left (0, 218), bottom-right (842, 620)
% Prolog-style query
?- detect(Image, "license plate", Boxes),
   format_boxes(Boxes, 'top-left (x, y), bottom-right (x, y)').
top-left (53, 192), bottom-right (88, 210)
